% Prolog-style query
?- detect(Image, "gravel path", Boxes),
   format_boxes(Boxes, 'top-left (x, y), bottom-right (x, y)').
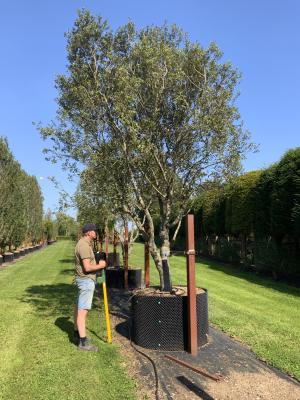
top-left (106, 288), bottom-right (300, 400)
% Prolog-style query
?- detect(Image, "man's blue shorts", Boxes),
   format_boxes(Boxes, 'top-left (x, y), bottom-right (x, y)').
top-left (75, 277), bottom-right (95, 310)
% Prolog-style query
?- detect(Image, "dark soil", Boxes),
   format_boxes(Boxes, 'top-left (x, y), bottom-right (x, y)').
top-left (104, 287), bottom-right (300, 400)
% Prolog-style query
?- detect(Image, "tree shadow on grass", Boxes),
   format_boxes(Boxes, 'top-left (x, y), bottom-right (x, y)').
top-left (59, 268), bottom-right (75, 276)
top-left (189, 254), bottom-right (300, 297)
top-left (59, 258), bottom-right (74, 264)
top-left (21, 283), bottom-right (76, 315)
top-left (55, 316), bottom-right (75, 344)
top-left (21, 283), bottom-right (106, 343)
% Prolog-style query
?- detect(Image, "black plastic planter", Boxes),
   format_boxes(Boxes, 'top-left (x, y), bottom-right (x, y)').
top-left (19, 249), bottom-right (25, 256)
top-left (0, 255), bottom-right (2, 266)
top-left (3, 253), bottom-right (14, 263)
top-left (106, 267), bottom-right (142, 289)
top-left (132, 288), bottom-right (209, 351)
top-left (107, 252), bottom-right (120, 267)
top-left (13, 251), bottom-right (20, 259)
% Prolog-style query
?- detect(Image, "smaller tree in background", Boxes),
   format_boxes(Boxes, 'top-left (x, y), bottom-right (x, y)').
top-left (43, 210), bottom-right (58, 241)
top-left (55, 211), bottom-right (78, 239)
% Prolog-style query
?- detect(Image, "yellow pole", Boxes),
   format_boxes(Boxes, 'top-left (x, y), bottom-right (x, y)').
top-left (102, 280), bottom-right (112, 344)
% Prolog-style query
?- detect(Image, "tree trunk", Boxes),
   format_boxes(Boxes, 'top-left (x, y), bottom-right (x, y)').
top-left (159, 228), bottom-right (172, 292)
top-left (148, 238), bottom-right (164, 289)
top-left (241, 233), bottom-right (247, 265)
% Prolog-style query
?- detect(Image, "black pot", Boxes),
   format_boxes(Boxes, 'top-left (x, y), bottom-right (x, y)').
top-left (132, 288), bottom-right (209, 351)
top-left (106, 267), bottom-right (142, 289)
top-left (0, 255), bottom-right (3, 266)
top-left (107, 252), bottom-right (120, 267)
top-left (3, 253), bottom-right (14, 263)
top-left (13, 251), bottom-right (20, 259)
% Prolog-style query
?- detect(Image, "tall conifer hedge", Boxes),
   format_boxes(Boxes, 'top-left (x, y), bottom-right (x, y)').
top-left (0, 137), bottom-right (43, 251)
top-left (193, 148), bottom-right (300, 280)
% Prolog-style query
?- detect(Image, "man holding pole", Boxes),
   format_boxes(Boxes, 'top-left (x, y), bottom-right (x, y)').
top-left (74, 223), bottom-right (106, 352)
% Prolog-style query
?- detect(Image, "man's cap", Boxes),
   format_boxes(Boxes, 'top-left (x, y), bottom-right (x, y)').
top-left (82, 223), bottom-right (97, 234)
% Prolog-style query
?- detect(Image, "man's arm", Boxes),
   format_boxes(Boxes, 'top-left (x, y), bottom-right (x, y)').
top-left (82, 259), bottom-right (106, 273)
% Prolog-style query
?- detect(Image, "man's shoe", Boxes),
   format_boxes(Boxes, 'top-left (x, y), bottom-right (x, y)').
top-left (74, 333), bottom-right (92, 346)
top-left (78, 341), bottom-right (99, 352)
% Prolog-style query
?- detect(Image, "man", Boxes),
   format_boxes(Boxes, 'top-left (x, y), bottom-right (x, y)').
top-left (74, 223), bottom-right (106, 351)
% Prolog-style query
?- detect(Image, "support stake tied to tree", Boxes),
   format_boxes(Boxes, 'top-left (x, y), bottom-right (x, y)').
top-left (124, 223), bottom-right (129, 289)
top-left (144, 240), bottom-right (150, 288)
top-left (186, 214), bottom-right (198, 356)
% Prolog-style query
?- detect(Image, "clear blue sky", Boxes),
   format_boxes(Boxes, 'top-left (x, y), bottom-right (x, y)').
top-left (1, 0), bottom-right (299, 217)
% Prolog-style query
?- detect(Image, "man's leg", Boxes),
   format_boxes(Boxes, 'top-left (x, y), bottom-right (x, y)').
top-left (77, 309), bottom-right (88, 338)
top-left (74, 304), bottom-right (78, 331)
top-left (75, 278), bottom-right (98, 351)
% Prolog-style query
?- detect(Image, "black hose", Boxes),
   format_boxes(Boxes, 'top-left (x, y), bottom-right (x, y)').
top-left (111, 309), bottom-right (160, 400)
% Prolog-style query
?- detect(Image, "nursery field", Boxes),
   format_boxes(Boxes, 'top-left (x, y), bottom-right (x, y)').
top-left (0, 240), bottom-right (299, 400)
top-left (0, 241), bottom-right (136, 400)
top-left (129, 243), bottom-right (300, 381)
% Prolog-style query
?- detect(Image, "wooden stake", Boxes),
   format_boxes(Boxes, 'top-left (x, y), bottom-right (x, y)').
top-left (113, 229), bottom-right (117, 267)
top-left (186, 214), bottom-right (198, 356)
top-left (144, 241), bottom-right (150, 288)
top-left (124, 224), bottom-right (129, 289)
top-left (105, 226), bottom-right (109, 263)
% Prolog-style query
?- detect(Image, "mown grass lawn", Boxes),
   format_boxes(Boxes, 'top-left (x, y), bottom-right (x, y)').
top-left (0, 241), bottom-right (137, 400)
top-left (128, 242), bottom-right (300, 380)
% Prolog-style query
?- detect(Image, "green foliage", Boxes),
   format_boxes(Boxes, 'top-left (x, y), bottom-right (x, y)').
top-left (270, 148), bottom-right (300, 239)
top-left (0, 137), bottom-right (44, 250)
top-left (75, 170), bottom-right (115, 230)
top-left (226, 171), bottom-right (262, 235)
top-left (192, 149), bottom-right (300, 279)
top-left (254, 166), bottom-right (275, 238)
top-left (198, 184), bottom-right (227, 234)
top-left (55, 211), bottom-right (78, 237)
top-left (39, 9), bottom-right (254, 289)
top-left (43, 210), bottom-right (58, 241)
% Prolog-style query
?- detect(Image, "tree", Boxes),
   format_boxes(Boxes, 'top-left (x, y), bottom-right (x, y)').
top-left (26, 176), bottom-right (44, 244)
top-left (39, 10), bottom-right (254, 290)
top-left (0, 137), bottom-right (17, 251)
top-left (55, 211), bottom-right (78, 237)
top-left (0, 137), bottom-right (44, 250)
top-left (43, 209), bottom-right (57, 241)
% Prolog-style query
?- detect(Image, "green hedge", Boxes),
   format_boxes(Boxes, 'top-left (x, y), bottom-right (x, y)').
top-left (191, 148), bottom-right (300, 280)
top-left (0, 137), bottom-right (43, 251)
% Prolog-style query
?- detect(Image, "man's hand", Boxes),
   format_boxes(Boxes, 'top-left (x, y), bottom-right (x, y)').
top-left (82, 258), bottom-right (106, 273)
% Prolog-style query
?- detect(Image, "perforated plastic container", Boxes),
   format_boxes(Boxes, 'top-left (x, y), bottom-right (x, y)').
top-left (132, 289), bottom-right (208, 350)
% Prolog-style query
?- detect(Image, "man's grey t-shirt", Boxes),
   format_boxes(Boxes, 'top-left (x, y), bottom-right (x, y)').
top-left (74, 237), bottom-right (96, 281)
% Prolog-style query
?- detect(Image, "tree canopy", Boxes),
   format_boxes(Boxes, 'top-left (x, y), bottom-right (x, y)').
top-left (40, 10), bottom-right (254, 289)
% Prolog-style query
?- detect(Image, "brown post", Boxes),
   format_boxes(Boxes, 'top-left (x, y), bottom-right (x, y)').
top-left (186, 214), bottom-right (198, 356)
top-left (124, 224), bottom-right (129, 289)
top-left (144, 241), bottom-right (150, 288)
top-left (113, 229), bottom-right (117, 267)
top-left (105, 226), bottom-right (109, 263)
